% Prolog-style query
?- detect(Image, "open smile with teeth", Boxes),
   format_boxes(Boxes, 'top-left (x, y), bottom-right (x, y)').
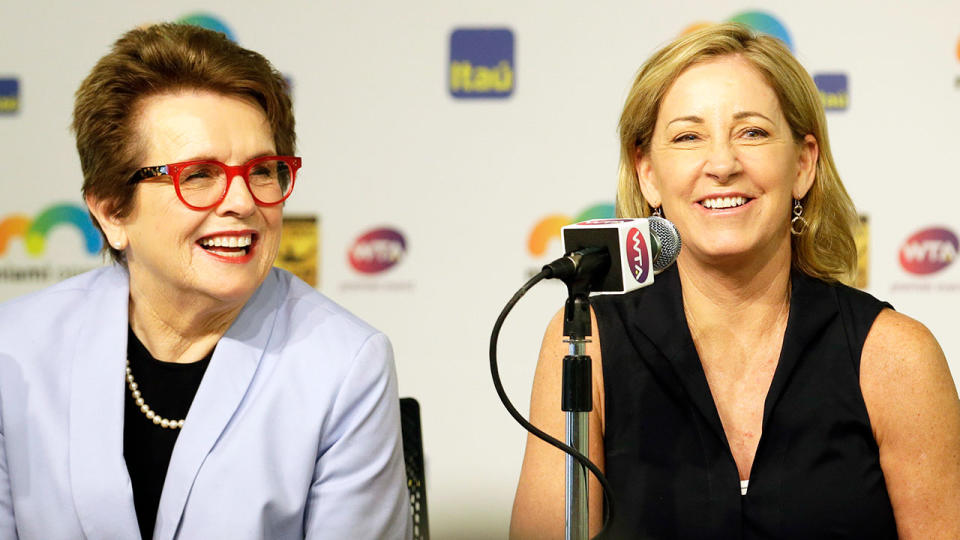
top-left (701, 196), bottom-right (750, 210)
top-left (198, 234), bottom-right (254, 258)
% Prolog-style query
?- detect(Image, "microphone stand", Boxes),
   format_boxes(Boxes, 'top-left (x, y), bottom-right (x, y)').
top-left (561, 276), bottom-right (594, 540)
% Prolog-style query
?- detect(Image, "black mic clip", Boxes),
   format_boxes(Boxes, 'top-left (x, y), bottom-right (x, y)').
top-left (542, 246), bottom-right (610, 287)
top-left (543, 247), bottom-right (609, 340)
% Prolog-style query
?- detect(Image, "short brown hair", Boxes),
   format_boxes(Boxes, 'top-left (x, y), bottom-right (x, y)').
top-left (74, 23), bottom-right (296, 264)
top-left (616, 23), bottom-right (858, 283)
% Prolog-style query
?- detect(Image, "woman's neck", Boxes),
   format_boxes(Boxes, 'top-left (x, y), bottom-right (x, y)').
top-left (127, 273), bottom-right (247, 364)
top-left (676, 244), bottom-right (793, 359)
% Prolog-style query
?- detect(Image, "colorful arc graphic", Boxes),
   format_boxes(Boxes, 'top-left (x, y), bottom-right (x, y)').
top-left (527, 203), bottom-right (615, 256)
top-left (728, 11), bottom-right (794, 51)
top-left (680, 12), bottom-right (794, 53)
top-left (177, 13), bottom-right (236, 42)
top-left (0, 203), bottom-right (102, 257)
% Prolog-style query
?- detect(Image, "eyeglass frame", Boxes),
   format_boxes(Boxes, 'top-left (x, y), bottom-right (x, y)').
top-left (126, 155), bottom-right (302, 211)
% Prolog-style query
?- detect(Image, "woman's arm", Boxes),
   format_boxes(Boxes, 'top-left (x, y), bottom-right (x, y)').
top-left (303, 333), bottom-right (411, 539)
top-left (861, 309), bottom-right (960, 539)
top-left (510, 307), bottom-right (606, 539)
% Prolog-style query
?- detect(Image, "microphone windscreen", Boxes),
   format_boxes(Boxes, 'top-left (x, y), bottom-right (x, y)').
top-left (648, 216), bottom-right (681, 274)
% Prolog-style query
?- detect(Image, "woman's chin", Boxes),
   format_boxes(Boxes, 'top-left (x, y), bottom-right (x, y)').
top-left (683, 242), bottom-right (776, 268)
top-left (189, 272), bottom-right (267, 306)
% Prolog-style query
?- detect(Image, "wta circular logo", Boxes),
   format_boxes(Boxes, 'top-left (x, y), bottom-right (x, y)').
top-left (348, 228), bottom-right (407, 274)
top-left (899, 227), bottom-right (958, 275)
top-left (625, 227), bottom-right (650, 283)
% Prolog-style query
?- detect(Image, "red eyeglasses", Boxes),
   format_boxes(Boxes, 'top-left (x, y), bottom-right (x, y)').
top-left (127, 155), bottom-right (302, 210)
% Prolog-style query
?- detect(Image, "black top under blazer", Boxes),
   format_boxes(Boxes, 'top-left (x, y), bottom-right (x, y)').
top-left (591, 264), bottom-right (897, 539)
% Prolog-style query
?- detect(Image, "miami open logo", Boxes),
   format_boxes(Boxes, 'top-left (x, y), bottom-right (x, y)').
top-left (177, 13), bottom-right (236, 42)
top-left (0, 203), bottom-right (102, 258)
top-left (899, 227), bottom-right (958, 275)
top-left (348, 227), bottom-right (406, 274)
top-left (682, 10), bottom-right (793, 51)
top-left (528, 203), bottom-right (615, 258)
top-left (625, 227), bottom-right (650, 283)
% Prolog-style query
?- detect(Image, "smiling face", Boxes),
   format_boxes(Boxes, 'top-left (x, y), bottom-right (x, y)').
top-left (636, 55), bottom-right (817, 269)
top-left (101, 90), bottom-right (283, 307)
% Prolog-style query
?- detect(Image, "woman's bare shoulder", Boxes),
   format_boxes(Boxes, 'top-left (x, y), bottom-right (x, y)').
top-left (860, 308), bottom-right (960, 536)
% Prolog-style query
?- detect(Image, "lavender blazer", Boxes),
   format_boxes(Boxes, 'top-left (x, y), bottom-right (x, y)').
top-left (0, 266), bottom-right (411, 539)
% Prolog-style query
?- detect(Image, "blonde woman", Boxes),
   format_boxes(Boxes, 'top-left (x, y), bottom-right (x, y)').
top-left (513, 23), bottom-right (960, 539)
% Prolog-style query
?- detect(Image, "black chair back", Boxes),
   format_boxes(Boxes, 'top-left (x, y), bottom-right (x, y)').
top-left (400, 397), bottom-right (428, 539)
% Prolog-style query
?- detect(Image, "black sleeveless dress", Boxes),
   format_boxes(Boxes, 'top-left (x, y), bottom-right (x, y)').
top-left (591, 264), bottom-right (898, 539)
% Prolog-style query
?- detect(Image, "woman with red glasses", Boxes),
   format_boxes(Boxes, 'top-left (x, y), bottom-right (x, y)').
top-left (0, 24), bottom-right (410, 539)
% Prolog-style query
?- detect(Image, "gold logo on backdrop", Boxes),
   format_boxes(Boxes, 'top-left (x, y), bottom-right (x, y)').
top-left (275, 215), bottom-right (319, 287)
top-left (853, 214), bottom-right (869, 290)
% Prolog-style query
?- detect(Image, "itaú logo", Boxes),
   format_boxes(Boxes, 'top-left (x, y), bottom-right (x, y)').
top-left (0, 203), bottom-right (102, 257)
top-left (624, 227), bottom-right (650, 283)
top-left (899, 227), bottom-right (958, 275)
top-left (348, 228), bottom-right (406, 274)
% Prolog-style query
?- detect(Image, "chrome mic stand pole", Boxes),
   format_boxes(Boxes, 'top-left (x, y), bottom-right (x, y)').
top-left (562, 288), bottom-right (592, 540)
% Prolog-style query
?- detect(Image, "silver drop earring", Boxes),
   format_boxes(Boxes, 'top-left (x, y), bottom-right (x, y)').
top-left (790, 199), bottom-right (808, 236)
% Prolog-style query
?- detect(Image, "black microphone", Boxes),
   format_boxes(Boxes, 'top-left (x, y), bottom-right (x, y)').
top-left (543, 217), bottom-right (681, 294)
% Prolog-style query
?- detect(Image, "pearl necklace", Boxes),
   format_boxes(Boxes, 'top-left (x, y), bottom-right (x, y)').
top-left (125, 360), bottom-right (185, 430)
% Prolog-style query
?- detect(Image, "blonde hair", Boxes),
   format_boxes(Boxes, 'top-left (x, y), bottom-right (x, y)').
top-left (616, 23), bottom-right (857, 283)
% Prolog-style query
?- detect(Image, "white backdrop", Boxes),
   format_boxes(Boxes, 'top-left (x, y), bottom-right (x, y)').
top-left (2, 2), bottom-right (959, 537)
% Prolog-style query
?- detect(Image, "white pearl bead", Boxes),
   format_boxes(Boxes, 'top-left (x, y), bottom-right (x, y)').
top-left (125, 358), bottom-right (185, 429)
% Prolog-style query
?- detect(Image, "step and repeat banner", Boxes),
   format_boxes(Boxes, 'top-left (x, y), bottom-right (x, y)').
top-left (2, 2), bottom-right (958, 537)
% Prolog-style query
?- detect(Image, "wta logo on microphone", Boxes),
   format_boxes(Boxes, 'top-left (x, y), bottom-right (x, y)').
top-left (625, 227), bottom-right (650, 283)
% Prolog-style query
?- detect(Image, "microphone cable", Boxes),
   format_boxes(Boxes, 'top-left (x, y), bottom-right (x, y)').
top-left (489, 268), bottom-right (615, 538)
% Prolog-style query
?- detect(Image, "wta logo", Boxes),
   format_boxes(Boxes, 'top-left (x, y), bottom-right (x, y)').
top-left (625, 227), bottom-right (650, 283)
top-left (528, 203), bottom-right (615, 257)
top-left (0, 204), bottom-right (102, 258)
top-left (899, 227), bottom-right (958, 275)
top-left (348, 227), bottom-right (407, 274)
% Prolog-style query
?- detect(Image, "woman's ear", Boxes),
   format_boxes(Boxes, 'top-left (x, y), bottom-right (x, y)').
top-left (85, 195), bottom-right (127, 250)
top-left (793, 134), bottom-right (819, 200)
top-left (635, 146), bottom-right (662, 208)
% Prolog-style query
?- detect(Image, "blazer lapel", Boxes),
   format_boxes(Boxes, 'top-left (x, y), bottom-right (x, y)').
top-left (624, 266), bottom-right (729, 445)
top-left (153, 270), bottom-right (284, 540)
top-left (69, 266), bottom-right (141, 539)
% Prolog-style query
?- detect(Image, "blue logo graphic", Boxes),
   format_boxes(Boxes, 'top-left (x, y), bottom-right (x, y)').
top-left (813, 73), bottom-right (849, 111)
top-left (449, 28), bottom-right (514, 99)
top-left (0, 78), bottom-right (19, 114)
top-left (177, 13), bottom-right (236, 42)
top-left (728, 11), bottom-right (794, 52)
